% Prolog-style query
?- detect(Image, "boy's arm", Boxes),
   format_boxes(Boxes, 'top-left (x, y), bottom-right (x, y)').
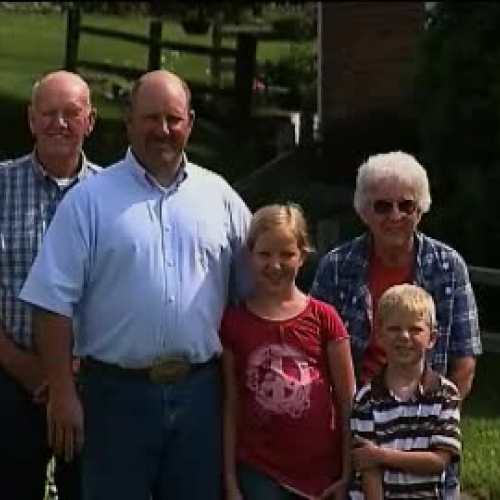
top-left (353, 437), bottom-right (452, 475)
top-left (221, 350), bottom-right (243, 500)
top-left (361, 468), bottom-right (384, 500)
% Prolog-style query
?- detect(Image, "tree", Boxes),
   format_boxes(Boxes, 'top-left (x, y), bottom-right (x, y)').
top-left (416, 2), bottom-right (500, 266)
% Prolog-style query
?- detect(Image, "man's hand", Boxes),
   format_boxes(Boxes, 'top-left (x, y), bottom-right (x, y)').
top-left (33, 381), bottom-right (49, 404)
top-left (47, 385), bottom-right (84, 462)
top-left (352, 436), bottom-right (384, 472)
top-left (7, 350), bottom-right (45, 395)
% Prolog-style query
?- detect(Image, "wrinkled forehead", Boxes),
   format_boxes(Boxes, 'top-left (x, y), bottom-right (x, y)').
top-left (33, 80), bottom-right (90, 109)
top-left (367, 176), bottom-right (416, 200)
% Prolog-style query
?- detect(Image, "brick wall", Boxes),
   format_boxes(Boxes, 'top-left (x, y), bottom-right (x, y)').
top-left (320, 2), bottom-right (426, 123)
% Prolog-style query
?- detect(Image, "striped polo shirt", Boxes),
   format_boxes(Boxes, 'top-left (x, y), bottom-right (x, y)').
top-left (349, 367), bottom-right (461, 499)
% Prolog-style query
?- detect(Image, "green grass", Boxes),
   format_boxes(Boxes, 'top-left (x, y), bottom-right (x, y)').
top-left (461, 352), bottom-right (500, 498)
top-left (0, 10), bottom-right (311, 178)
top-left (0, 11), bottom-right (310, 101)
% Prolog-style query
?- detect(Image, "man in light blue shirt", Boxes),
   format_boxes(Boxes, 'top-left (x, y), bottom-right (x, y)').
top-left (20, 70), bottom-right (251, 500)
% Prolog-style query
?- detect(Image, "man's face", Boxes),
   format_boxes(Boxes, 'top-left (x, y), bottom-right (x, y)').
top-left (29, 81), bottom-right (95, 161)
top-left (126, 79), bottom-right (193, 173)
top-left (360, 178), bottom-right (422, 250)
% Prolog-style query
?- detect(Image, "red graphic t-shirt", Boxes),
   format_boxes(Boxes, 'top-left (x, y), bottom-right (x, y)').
top-left (220, 298), bottom-right (349, 498)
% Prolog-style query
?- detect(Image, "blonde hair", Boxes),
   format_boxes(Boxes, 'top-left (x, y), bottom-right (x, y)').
top-left (247, 203), bottom-right (313, 255)
top-left (377, 284), bottom-right (436, 328)
top-left (353, 151), bottom-right (432, 215)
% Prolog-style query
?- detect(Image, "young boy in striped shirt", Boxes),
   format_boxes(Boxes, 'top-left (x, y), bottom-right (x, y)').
top-left (349, 284), bottom-right (461, 499)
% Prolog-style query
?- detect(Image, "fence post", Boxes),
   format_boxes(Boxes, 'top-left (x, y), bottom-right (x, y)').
top-left (64, 6), bottom-right (81, 71)
top-left (148, 19), bottom-right (163, 71)
top-left (234, 33), bottom-right (257, 127)
top-left (210, 12), bottom-right (224, 89)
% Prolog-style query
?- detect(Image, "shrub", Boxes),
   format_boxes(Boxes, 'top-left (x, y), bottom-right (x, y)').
top-left (260, 44), bottom-right (316, 109)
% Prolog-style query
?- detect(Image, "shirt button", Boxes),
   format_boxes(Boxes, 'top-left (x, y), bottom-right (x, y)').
top-left (167, 260), bottom-right (174, 267)
top-left (165, 225), bottom-right (171, 232)
top-left (167, 296), bottom-right (175, 303)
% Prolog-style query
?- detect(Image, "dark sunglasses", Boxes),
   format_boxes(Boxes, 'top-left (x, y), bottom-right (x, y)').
top-left (372, 199), bottom-right (418, 215)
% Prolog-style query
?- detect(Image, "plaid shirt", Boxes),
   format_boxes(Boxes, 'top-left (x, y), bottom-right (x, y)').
top-left (310, 232), bottom-right (482, 379)
top-left (0, 153), bottom-right (100, 348)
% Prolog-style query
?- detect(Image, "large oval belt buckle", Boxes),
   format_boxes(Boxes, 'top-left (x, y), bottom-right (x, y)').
top-left (150, 356), bottom-right (190, 384)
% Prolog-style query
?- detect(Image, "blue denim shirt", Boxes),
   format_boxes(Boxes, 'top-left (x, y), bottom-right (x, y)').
top-left (310, 232), bottom-right (482, 379)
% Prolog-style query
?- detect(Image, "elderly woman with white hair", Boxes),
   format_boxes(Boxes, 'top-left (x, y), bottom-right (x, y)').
top-left (310, 151), bottom-right (481, 498)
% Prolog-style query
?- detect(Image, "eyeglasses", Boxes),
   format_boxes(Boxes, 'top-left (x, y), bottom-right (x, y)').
top-left (372, 199), bottom-right (418, 215)
top-left (39, 107), bottom-right (89, 123)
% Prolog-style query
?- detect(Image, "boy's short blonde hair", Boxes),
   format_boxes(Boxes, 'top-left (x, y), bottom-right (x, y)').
top-left (377, 284), bottom-right (436, 328)
top-left (247, 203), bottom-right (313, 255)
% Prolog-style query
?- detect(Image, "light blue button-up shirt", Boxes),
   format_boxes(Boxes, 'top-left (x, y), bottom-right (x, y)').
top-left (19, 150), bottom-right (251, 367)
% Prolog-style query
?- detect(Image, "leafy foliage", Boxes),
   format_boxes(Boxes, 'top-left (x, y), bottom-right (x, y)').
top-left (259, 44), bottom-right (317, 109)
top-left (416, 2), bottom-right (500, 266)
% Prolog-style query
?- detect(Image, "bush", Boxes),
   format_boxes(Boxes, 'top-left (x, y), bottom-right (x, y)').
top-left (271, 14), bottom-right (316, 42)
top-left (415, 3), bottom-right (500, 265)
top-left (259, 44), bottom-right (316, 109)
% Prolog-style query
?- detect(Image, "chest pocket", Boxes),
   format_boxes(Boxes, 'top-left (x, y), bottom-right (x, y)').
top-left (0, 211), bottom-right (41, 288)
top-left (195, 220), bottom-right (230, 269)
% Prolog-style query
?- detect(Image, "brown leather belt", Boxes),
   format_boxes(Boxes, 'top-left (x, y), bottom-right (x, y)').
top-left (83, 355), bottom-right (219, 384)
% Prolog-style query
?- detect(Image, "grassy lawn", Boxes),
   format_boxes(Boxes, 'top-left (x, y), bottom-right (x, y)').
top-left (0, 10), bottom-right (312, 180)
top-left (460, 352), bottom-right (500, 498)
top-left (0, 11), bottom-right (306, 98)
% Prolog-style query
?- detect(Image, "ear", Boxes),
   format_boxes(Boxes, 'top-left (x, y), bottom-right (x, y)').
top-left (85, 107), bottom-right (97, 137)
top-left (415, 208), bottom-right (424, 225)
top-left (358, 205), bottom-right (371, 226)
top-left (28, 105), bottom-right (35, 135)
top-left (427, 327), bottom-right (438, 350)
top-left (299, 249), bottom-right (308, 268)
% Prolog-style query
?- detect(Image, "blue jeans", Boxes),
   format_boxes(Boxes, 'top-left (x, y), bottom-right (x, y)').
top-left (237, 462), bottom-right (306, 500)
top-left (444, 461), bottom-right (460, 499)
top-left (0, 365), bottom-right (81, 500)
top-left (81, 362), bottom-right (222, 500)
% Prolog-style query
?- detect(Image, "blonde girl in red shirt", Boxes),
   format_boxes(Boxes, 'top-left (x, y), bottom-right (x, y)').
top-left (221, 203), bottom-right (356, 500)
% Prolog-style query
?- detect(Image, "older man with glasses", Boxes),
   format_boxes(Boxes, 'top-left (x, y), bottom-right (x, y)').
top-left (310, 150), bottom-right (481, 499)
top-left (0, 70), bottom-right (100, 500)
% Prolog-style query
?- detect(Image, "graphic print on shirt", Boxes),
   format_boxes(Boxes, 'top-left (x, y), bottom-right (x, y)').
top-left (246, 343), bottom-right (320, 418)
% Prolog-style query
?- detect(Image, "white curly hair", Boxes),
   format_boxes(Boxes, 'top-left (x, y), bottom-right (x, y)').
top-left (353, 151), bottom-right (432, 215)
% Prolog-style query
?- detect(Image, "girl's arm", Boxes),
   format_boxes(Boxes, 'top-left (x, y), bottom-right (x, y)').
top-left (327, 338), bottom-right (356, 486)
top-left (222, 350), bottom-right (243, 499)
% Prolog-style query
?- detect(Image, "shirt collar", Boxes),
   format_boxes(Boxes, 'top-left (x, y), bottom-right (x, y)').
top-left (30, 150), bottom-right (91, 185)
top-left (371, 363), bottom-right (440, 400)
top-left (125, 147), bottom-right (188, 193)
top-left (343, 232), bottom-right (424, 280)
